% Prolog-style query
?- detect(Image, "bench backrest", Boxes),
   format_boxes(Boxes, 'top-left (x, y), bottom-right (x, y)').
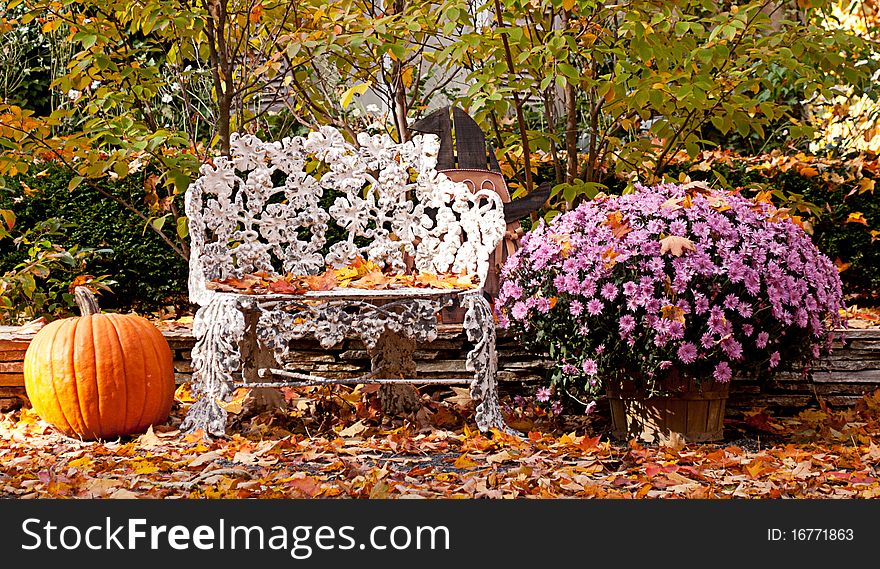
top-left (185, 127), bottom-right (507, 305)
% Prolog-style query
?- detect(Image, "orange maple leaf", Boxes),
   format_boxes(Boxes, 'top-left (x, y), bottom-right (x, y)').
top-left (661, 304), bottom-right (686, 324)
top-left (303, 271), bottom-right (338, 291)
top-left (349, 271), bottom-right (391, 289)
top-left (267, 278), bottom-right (303, 294)
top-left (604, 211), bottom-right (632, 239)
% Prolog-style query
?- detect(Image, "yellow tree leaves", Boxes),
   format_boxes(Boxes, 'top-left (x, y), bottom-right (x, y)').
top-left (340, 82), bottom-right (371, 109)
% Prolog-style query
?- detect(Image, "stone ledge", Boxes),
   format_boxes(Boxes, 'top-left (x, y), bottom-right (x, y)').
top-left (1, 324), bottom-right (877, 411)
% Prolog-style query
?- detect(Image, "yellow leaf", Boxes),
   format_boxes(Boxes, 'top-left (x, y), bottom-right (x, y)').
top-left (745, 460), bottom-right (765, 478)
top-left (846, 212), bottom-right (868, 226)
top-left (68, 456), bottom-right (94, 470)
top-left (859, 178), bottom-right (875, 194)
top-left (0, 208), bottom-right (15, 230)
top-left (217, 388), bottom-right (251, 415)
top-left (175, 382), bottom-right (197, 403)
top-left (130, 458), bottom-right (159, 475)
top-left (401, 66), bottom-right (414, 88)
top-left (454, 454), bottom-right (480, 469)
top-left (334, 266), bottom-right (360, 283)
top-left (340, 82), bottom-right (371, 110)
top-left (562, 0), bottom-right (575, 11)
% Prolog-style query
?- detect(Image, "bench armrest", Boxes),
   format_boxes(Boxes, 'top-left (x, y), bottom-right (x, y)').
top-left (503, 182), bottom-right (551, 223)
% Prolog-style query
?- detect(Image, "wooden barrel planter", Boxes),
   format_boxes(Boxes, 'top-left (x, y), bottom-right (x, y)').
top-left (606, 369), bottom-right (730, 442)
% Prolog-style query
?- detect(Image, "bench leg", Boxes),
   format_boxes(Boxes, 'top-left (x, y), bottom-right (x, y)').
top-left (180, 295), bottom-right (245, 437)
top-left (463, 293), bottom-right (517, 436)
top-left (369, 330), bottom-right (422, 415)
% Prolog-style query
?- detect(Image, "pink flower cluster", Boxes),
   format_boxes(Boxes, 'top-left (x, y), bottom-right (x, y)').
top-left (497, 183), bottom-right (845, 399)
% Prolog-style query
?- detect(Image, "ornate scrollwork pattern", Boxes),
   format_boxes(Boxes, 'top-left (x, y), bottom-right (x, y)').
top-left (463, 292), bottom-right (514, 435)
top-left (185, 127), bottom-right (506, 304)
top-left (255, 296), bottom-right (452, 357)
top-left (180, 295), bottom-right (245, 436)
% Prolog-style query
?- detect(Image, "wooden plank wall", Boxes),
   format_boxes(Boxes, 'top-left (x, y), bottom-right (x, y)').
top-left (2, 325), bottom-right (878, 412)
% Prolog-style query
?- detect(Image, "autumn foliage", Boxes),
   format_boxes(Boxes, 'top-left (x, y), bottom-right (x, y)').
top-left (206, 257), bottom-right (478, 295)
top-left (3, 385), bottom-right (880, 498)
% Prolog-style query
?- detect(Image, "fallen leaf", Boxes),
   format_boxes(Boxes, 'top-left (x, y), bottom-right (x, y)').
top-left (108, 488), bottom-right (140, 499)
top-left (658, 431), bottom-right (686, 452)
top-left (445, 387), bottom-right (473, 408)
top-left (136, 425), bottom-right (163, 449)
top-left (217, 389), bottom-right (251, 415)
top-left (268, 279), bottom-right (304, 294)
top-left (338, 420), bottom-right (367, 437)
top-left (659, 235), bottom-right (696, 257)
top-left (454, 454), bottom-right (480, 469)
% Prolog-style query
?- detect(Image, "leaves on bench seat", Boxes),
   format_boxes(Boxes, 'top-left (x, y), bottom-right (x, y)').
top-left (205, 257), bottom-right (477, 295)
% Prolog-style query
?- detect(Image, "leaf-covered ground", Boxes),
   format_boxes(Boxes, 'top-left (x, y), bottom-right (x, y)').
top-left (2, 385), bottom-right (880, 499)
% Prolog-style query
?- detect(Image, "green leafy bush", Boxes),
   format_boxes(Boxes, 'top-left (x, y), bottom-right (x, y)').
top-left (0, 164), bottom-right (189, 312)
top-left (0, 216), bottom-right (114, 324)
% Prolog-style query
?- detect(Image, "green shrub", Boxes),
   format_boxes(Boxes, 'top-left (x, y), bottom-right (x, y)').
top-left (0, 216), bottom-right (114, 324)
top-left (0, 164), bottom-right (189, 312)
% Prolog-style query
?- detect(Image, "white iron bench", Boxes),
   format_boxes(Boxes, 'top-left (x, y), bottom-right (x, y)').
top-left (180, 126), bottom-right (515, 436)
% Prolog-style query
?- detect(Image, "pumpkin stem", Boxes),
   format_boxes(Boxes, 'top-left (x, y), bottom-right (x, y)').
top-left (74, 286), bottom-right (100, 316)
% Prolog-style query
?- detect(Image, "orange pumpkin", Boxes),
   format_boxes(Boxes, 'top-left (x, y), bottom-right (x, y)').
top-left (23, 287), bottom-right (175, 440)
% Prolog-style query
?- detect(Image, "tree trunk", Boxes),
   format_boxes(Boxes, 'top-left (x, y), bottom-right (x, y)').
top-left (561, 11), bottom-right (579, 184)
top-left (390, 0), bottom-right (410, 142)
top-left (204, 0), bottom-right (233, 155)
top-left (493, 0), bottom-right (534, 193)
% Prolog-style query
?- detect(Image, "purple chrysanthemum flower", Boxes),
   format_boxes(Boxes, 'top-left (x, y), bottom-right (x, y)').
top-left (700, 332), bottom-right (715, 350)
top-left (536, 386), bottom-right (551, 402)
top-left (714, 361), bottom-right (733, 383)
top-left (511, 302), bottom-right (528, 320)
top-left (756, 331), bottom-right (770, 349)
top-left (721, 338), bottom-right (743, 360)
top-left (677, 342), bottom-right (698, 364)
top-left (619, 314), bottom-right (636, 336)
top-left (582, 358), bottom-right (598, 375)
top-left (497, 182), bottom-right (845, 401)
top-left (601, 282), bottom-right (619, 301)
top-left (500, 280), bottom-right (522, 301)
